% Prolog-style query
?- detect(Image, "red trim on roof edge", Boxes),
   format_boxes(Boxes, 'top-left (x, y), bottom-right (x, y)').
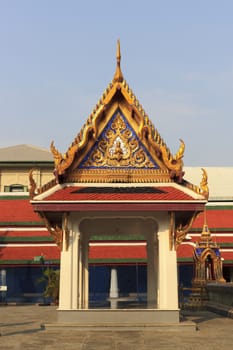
top-left (32, 202), bottom-right (206, 212)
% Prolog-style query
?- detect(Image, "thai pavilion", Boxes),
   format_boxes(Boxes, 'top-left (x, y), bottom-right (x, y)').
top-left (30, 41), bottom-right (208, 327)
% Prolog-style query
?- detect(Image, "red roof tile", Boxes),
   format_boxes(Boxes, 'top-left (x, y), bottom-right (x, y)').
top-left (44, 186), bottom-right (194, 201)
top-left (220, 251), bottom-right (233, 261)
top-left (192, 210), bottom-right (233, 229)
top-left (188, 235), bottom-right (233, 244)
top-left (177, 244), bottom-right (195, 258)
top-left (0, 230), bottom-right (50, 237)
top-left (176, 243), bottom-right (233, 262)
top-left (0, 246), bottom-right (60, 261)
top-left (1, 242), bottom-right (232, 262)
top-left (89, 245), bottom-right (146, 260)
top-left (0, 199), bottom-right (42, 224)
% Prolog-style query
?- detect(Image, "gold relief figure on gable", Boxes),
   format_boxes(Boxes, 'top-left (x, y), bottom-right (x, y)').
top-left (111, 113), bottom-right (126, 131)
top-left (81, 111), bottom-right (159, 169)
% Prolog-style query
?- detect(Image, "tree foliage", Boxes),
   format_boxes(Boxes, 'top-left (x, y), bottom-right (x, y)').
top-left (37, 268), bottom-right (60, 304)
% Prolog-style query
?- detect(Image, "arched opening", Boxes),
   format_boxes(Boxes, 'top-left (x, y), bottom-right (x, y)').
top-left (205, 254), bottom-right (215, 280)
top-left (79, 216), bottom-right (158, 309)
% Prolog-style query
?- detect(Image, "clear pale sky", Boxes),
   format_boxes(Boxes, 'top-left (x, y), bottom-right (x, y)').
top-left (0, 1), bottom-right (233, 166)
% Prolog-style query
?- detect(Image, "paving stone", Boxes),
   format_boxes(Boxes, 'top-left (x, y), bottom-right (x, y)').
top-left (0, 306), bottom-right (233, 350)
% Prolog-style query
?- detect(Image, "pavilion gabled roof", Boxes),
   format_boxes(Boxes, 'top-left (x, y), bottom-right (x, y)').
top-left (30, 41), bottom-right (208, 201)
top-left (50, 41), bottom-right (186, 184)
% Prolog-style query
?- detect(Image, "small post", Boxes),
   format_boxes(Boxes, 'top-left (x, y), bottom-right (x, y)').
top-left (109, 268), bottom-right (119, 309)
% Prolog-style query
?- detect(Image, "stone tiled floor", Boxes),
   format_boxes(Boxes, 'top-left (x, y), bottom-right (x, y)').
top-left (0, 305), bottom-right (233, 349)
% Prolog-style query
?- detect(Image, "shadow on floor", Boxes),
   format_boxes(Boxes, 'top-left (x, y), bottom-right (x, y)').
top-left (181, 310), bottom-right (221, 324)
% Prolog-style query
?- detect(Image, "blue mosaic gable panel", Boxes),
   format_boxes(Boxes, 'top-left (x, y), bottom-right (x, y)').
top-left (195, 248), bottom-right (204, 256)
top-left (79, 109), bottom-right (160, 169)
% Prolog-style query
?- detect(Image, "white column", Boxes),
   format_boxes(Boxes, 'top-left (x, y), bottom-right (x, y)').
top-left (157, 223), bottom-right (178, 310)
top-left (77, 233), bottom-right (83, 309)
top-left (71, 230), bottom-right (79, 309)
top-left (59, 218), bottom-right (82, 310)
top-left (82, 234), bottom-right (89, 309)
top-left (58, 222), bottom-right (73, 310)
top-left (146, 233), bottom-right (158, 308)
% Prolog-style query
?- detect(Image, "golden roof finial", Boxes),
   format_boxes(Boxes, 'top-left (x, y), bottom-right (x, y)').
top-left (113, 39), bottom-right (123, 83)
top-left (201, 207), bottom-right (210, 242)
top-left (199, 207), bottom-right (217, 248)
top-left (200, 224), bottom-right (213, 247)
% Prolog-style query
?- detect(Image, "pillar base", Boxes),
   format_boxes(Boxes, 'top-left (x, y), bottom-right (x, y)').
top-left (42, 309), bottom-right (196, 331)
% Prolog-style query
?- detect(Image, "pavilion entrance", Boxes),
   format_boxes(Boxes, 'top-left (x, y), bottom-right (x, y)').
top-left (80, 217), bottom-right (158, 309)
top-left (57, 210), bottom-right (181, 324)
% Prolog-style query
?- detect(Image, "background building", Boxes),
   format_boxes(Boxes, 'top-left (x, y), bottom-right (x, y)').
top-left (0, 145), bottom-right (232, 303)
top-left (0, 145), bottom-right (57, 303)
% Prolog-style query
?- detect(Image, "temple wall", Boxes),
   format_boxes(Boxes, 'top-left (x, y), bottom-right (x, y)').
top-left (206, 283), bottom-right (233, 307)
top-left (206, 283), bottom-right (233, 318)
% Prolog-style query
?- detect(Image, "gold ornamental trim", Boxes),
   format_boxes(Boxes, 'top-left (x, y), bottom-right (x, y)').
top-left (169, 211), bottom-right (175, 251)
top-left (184, 168), bottom-right (209, 199)
top-left (39, 212), bottom-right (63, 250)
top-left (66, 168), bottom-right (171, 183)
top-left (200, 168), bottom-right (209, 199)
top-left (175, 212), bottom-right (198, 248)
top-left (29, 169), bottom-right (58, 199)
top-left (63, 212), bottom-right (69, 251)
top-left (29, 169), bottom-right (37, 199)
top-left (38, 212), bottom-right (70, 251)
